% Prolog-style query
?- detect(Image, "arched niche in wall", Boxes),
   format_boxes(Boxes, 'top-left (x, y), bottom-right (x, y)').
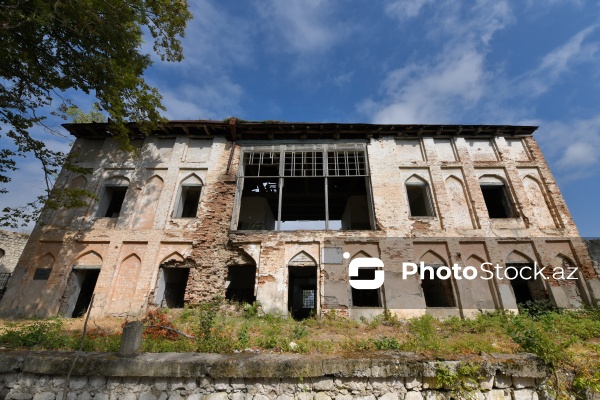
top-left (133, 175), bottom-right (164, 229)
top-left (522, 175), bottom-right (557, 228)
top-left (464, 254), bottom-right (497, 310)
top-left (173, 174), bottom-right (203, 219)
top-left (553, 254), bottom-right (584, 308)
top-left (348, 249), bottom-right (382, 309)
top-left (445, 175), bottom-right (475, 228)
top-left (110, 254), bottom-right (142, 312)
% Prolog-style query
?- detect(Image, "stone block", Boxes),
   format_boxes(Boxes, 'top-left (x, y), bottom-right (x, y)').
top-left (485, 390), bottom-right (511, 400)
top-left (378, 393), bottom-right (399, 400)
top-left (404, 393), bottom-right (424, 400)
top-left (118, 322), bottom-right (144, 356)
top-left (88, 377), bottom-right (107, 390)
top-left (513, 389), bottom-right (538, 400)
top-left (494, 374), bottom-right (512, 389)
top-left (405, 377), bottom-right (422, 390)
top-left (32, 392), bottom-right (56, 400)
top-left (69, 377), bottom-right (88, 391)
top-left (139, 392), bottom-right (157, 400)
top-left (313, 378), bottom-right (334, 391)
top-left (204, 394), bottom-right (228, 400)
top-left (314, 393), bottom-right (332, 400)
top-left (77, 391), bottom-right (92, 400)
top-left (93, 394), bottom-right (109, 400)
top-left (512, 377), bottom-right (535, 389)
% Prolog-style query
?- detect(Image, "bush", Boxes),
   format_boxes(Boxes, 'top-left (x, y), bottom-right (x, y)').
top-left (0, 319), bottom-right (76, 350)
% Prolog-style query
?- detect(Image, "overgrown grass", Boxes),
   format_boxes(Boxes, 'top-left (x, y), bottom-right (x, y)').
top-left (0, 300), bottom-right (599, 396)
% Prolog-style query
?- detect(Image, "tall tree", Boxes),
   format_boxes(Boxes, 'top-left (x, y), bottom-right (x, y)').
top-left (0, 0), bottom-right (192, 227)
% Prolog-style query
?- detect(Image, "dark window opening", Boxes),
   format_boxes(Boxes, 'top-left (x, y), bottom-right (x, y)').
top-left (71, 269), bottom-right (100, 317)
top-left (481, 184), bottom-right (513, 218)
top-left (98, 186), bottom-right (127, 218)
top-left (288, 266), bottom-right (317, 320)
top-left (508, 263), bottom-right (548, 306)
top-left (155, 267), bottom-right (189, 308)
top-left (175, 186), bottom-right (202, 218)
top-left (407, 184), bottom-right (434, 217)
top-left (237, 147), bottom-right (374, 231)
top-left (421, 266), bottom-right (455, 307)
top-left (351, 268), bottom-right (382, 307)
top-left (225, 265), bottom-right (256, 303)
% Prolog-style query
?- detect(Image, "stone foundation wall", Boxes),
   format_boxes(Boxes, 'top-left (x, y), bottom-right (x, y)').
top-left (0, 351), bottom-right (549, 400)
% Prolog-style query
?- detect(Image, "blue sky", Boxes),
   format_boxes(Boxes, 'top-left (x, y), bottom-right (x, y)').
top-left (1, 0), bottom-right (600, 236)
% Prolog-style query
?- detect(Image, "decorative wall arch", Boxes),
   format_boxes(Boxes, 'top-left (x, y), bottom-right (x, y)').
top-left (419, 250), bottom-right (447, 266)
top-left (160, 251), bottom-right (185, 265)
top-left (180, 173), bottom-right (203, 186)
top-left (73, 250), bottom-right (103, 266)
top-left (506, 250), bottom-right (533, 264)
top-left (351, 250), bottom-right (373, 259)
top-left (288, 251), bottom-right (317, 267)
top-left (133, 175), bottom-right (164, 229)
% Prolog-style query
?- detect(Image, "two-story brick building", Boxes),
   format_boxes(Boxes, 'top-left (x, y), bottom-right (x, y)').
top-left (1, 120), bottom-right (598, 319)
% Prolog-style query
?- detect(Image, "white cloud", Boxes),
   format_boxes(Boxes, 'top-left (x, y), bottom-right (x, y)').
top-left (515, 25), bottom-right (600, 96)
top-left (384, 0), bottom-right (433, 21)
top-left (254, 0), bottom-right (348, 54)
top-left (362, 1), bottom-right (513, 124)
top-left (537, 115), bottom-right (600, 176)
top-left (365, 48), bottom-right (486, 124)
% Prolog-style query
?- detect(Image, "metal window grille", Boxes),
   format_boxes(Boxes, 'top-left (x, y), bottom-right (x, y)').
top-left (327, 151), bottom-right (366, 176)
top-left (284, 151), bottom-right (324, 176)
top-left (302, 289), bottom-right (315, 308)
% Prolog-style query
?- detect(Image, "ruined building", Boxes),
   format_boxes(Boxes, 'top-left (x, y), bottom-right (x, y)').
top-left (1, 120), bottom-right (599, 319)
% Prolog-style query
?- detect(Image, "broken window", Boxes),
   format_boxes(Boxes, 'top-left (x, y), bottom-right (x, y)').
top-left (155, 267), bottom-right (189, 308)
top-left (97, 177), bottom-right (129, 218)
top-left (225, 265), bottom-right (256, 303)
top-left (235, 145), bottom-right (374, 230)
top-left (479, 176), bottom-right (514, 218)
top-left (351, 268), bottom-right (382, 307)
top-left (406, 176), bottom-right (434, 217)
top-left (173, 175), bottom-right (203, 218)
top-left (421, 265), bottom-right (456, 307)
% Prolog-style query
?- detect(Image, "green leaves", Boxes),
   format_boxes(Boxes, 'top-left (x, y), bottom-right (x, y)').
top-left (0, 0), bottom-right (192, 226)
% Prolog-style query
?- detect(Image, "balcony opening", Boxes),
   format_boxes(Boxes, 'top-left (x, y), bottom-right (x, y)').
top-left (236, 146), bottom-right (374, 230)
top-left (225, 265), bottom-right (256, 303)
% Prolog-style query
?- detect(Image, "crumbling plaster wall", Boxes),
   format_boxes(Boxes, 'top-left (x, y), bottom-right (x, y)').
top-left (0, 129), bottom-right (598, 319)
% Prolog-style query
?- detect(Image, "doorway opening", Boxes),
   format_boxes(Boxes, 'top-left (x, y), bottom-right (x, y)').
top-left (70, 269), bottom-right (100, 317)
top-left (508, 263), bottom-right (547, 306)
top-left (155, 267), bottom-right (190, 308)
top-left (288, 266), bottom-right (317, 320)
top-left (225, 265), bottom-right (256, 303)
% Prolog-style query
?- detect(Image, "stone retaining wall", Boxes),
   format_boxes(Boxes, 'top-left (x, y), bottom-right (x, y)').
top-left (0, 351), bottom-right (549, 400)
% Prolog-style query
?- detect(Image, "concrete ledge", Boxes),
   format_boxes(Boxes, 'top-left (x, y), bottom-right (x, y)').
top-left (0, 350), bottom-right (546, 379)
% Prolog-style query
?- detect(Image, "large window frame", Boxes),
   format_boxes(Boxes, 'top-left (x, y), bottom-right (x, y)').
top-left (232, 143), bottom-right (376, 231)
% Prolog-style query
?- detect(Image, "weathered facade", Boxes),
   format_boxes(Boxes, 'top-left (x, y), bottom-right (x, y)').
top-left (1, 120), bottom-right (599, 319)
